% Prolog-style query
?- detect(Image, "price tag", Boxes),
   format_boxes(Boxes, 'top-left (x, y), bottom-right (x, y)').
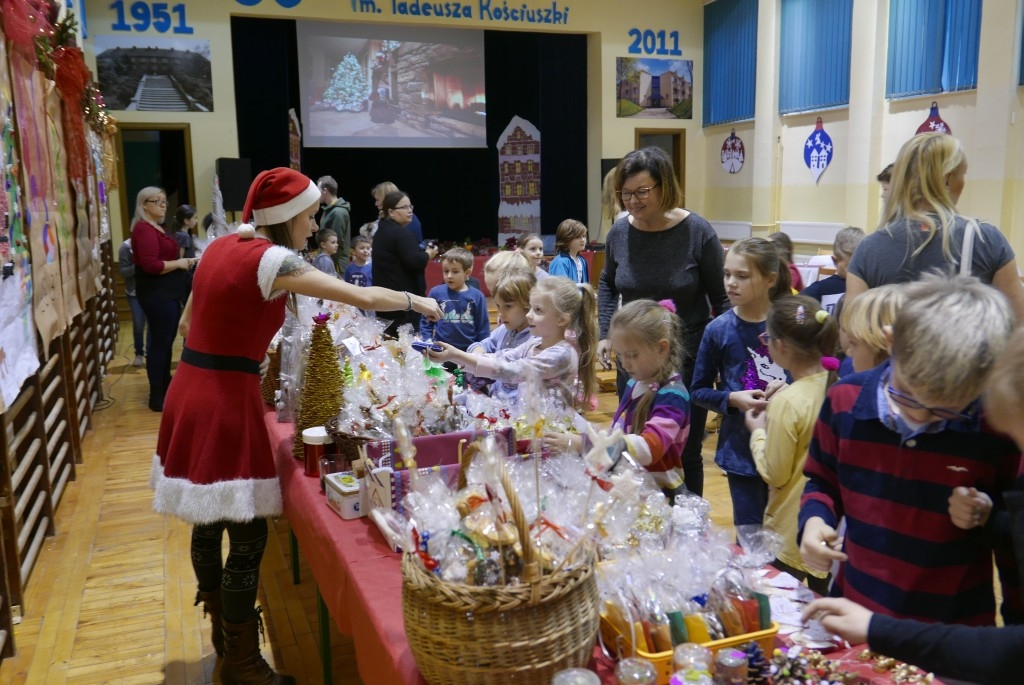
top-left (339, 336), bottom-right (364, 356)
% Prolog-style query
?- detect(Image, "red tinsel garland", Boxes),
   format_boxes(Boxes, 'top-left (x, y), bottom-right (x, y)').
top-left (0, 0), bottom-right (55, 59)
top-left (53, 45), bottom-right (90, 183)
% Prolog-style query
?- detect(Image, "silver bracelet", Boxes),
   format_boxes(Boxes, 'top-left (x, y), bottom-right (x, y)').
top-left (404, 291), bottom-right (413, 311)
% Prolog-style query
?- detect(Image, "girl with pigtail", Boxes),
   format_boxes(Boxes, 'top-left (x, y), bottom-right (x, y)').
top-left (744, 295), bottom-right (839, 594)
top-left (429, 276), bottom-right (598, 411)
top-left (554, 298), bottom-right (694, 504)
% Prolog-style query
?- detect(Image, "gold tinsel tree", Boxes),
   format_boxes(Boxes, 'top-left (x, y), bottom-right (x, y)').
top-left (293, 314), bottom-right (346, 458)
top-left (260, 344), bottom-right (281, 405)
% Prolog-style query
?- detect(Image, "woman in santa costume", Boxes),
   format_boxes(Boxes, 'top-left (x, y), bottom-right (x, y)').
top-left (150, 167), bottom-right (442, 684)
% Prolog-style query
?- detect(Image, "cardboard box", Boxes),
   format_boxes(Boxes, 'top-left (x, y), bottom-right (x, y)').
top-left (325, 472), bottom-right (364, 519)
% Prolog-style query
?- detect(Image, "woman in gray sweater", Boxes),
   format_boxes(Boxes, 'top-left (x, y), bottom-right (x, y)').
top-left (597, 147), bottom-right (730, 496)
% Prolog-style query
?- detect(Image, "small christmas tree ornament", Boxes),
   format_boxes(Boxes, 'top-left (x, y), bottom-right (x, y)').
top-left (804, 117), bottom-right (834, 184)
top-left (293, 314), bottom-right (346, 458)
top-left (322, 54), bottom-right (371, 112)
top-left (916, 101), bottom-right (951, 135)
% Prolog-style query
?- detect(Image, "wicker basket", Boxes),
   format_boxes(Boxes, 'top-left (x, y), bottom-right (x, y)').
top-left (402, 461), bottom-right (600, 684)
top-left (324, 416), bottom-right (374, 464)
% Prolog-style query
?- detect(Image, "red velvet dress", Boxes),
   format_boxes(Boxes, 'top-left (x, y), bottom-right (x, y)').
top-left (151, 234), bottom-right (293, 524)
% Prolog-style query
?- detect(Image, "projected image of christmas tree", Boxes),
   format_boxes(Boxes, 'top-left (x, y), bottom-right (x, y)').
top-left (322, 54), bottom-right (370, 112)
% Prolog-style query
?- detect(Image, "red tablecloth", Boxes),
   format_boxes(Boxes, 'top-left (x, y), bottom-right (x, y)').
top-left (268, 411), bottom-right (939, 685)
top-left (268, 412), bottom-right (428, 683)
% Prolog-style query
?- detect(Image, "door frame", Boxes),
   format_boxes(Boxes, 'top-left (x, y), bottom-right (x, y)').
top-left (634, 128), bottom-right (686, 200)
top-left (115, 122), bottom-right (195, 231)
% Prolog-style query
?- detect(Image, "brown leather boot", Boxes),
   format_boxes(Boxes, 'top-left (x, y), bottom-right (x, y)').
top-left (195, 589), bottom-right (225, 657)
top-left (219, 609), bottom-right (295, 685)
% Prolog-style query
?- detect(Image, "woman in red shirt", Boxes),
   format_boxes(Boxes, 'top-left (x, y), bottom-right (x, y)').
top-left (130, 187), bottom-right (196, 411)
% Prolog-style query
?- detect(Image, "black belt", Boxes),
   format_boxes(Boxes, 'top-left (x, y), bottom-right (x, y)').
top-left (181, 346), bottom-right (261, 375)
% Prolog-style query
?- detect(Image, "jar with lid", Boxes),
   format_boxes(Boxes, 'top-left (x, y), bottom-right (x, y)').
top-left (302, 426), bottom-right (329, 477)
top-left (673, 643), bottom-right (713, 672)
top-left (551, 667), bottom-right (601, 685)
top-left (713, 649), bottom-right (748, 685)
top-left (614, 657), bottom-right (657, 685)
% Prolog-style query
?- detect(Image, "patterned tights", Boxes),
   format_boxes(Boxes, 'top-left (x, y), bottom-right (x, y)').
top-left (191, 518), bottom-right (268, 623)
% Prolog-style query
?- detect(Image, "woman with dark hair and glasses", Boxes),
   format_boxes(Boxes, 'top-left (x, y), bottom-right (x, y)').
top-left (131, 186), bottom-right (196, 411)
top-left (372, 190), bottom-right (439, 336)
top-left (597, 146), bottom-right (730, 496)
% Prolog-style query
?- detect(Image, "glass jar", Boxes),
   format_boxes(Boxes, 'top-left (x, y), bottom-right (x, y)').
top-left (551, 667), bottom-right (601, 685)
top-left (673, 643), bottom-right (713, 672)
top-left (713, 649), bottom-right (748, 685)
top-left (614, 657), bottom-right (658, 684)
top-left (302, 426), bottom-right (329, 477)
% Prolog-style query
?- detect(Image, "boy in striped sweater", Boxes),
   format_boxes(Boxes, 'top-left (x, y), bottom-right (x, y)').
top-left (798, 274), bottom-right (1022, 626)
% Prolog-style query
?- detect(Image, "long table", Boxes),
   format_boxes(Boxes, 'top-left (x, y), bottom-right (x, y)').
top-left (267, 411), bottom-right (429, 684)
top-left (267, 411), bottom-right (942, 685)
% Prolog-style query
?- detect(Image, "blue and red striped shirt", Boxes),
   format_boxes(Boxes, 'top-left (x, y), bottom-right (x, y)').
top-left (799, 361), bottom-right (1023, 626)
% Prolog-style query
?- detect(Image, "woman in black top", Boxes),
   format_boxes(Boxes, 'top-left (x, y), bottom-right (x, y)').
top-left (371, 191), bottom-right (438, 336)
top-left (597, 147), bottom-right (730, 496)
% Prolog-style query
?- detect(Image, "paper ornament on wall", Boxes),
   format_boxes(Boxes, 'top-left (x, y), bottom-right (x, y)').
top-left (721, 129), bottom-right (745, 173)
top-left (916, 101), bottom-right (951, 135)
top-left (804, 117), bottom-right (833, 184)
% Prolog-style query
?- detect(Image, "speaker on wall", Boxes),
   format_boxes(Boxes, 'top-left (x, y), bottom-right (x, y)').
top-left (216, 158), bottom-right (252, 211)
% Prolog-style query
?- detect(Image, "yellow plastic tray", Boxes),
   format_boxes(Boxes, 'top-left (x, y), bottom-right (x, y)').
top-left (599, 615), bottom-right (779, 685)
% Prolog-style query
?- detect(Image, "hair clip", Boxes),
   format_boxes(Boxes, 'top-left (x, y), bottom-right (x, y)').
top-left (822, 356), bottom-right (840, 371)
top-left (815, 309), bottom-right (829, 324)
top-left (795, 305), bottom-right (806, 324)
top-left (657, 299), bottom-right (677, 314)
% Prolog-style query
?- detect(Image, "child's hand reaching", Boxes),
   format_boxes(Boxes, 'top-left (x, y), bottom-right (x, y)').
top-left (744, 408), bottom-right (767, 432)
top-left (425, 341), bottom-right (470, 367)
top-left (542, 432), bottom-right (582, 454)
top-left (729, 389), bottom-right (768, 414)
top-left (948, 486), bottom-right (993, 529)
top-left (800, 517), bottom-right (848, 573)
top-left (801, 598), bottom-right (873, 645)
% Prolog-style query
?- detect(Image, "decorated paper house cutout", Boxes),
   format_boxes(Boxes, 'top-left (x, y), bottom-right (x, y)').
top-left (496, 115), bottom-right (540, 245)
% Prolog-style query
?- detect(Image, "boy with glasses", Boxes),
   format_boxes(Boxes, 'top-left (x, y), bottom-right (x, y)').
top-left (799, 273), bottom-right (1022, 627)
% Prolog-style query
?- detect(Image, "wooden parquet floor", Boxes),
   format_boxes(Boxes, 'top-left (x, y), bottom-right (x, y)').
top-left (0, 331), bottom-right (731, 684)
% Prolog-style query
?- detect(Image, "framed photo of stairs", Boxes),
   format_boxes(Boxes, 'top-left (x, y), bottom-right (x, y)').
top-left (94, 35), bottom-right (213, 112)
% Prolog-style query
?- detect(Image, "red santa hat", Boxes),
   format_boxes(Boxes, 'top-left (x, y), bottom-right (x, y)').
top-left (242, 167), bottom-right (320, 227)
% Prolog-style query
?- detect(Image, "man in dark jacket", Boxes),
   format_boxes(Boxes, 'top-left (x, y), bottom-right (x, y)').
top-left (317, 175), bottom-right (352, 268)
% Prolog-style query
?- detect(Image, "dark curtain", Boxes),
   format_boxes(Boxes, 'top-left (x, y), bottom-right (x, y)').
top-left (230, 18), bottom-right (587, 243)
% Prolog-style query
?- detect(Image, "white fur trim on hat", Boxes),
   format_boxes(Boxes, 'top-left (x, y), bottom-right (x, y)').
top-left (251, 179), bottom-right (320, 226)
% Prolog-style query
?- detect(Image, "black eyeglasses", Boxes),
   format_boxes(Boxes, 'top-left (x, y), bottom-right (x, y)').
top-left (616, 185), bottom-right (659, 202)
top-left (146, 199), bottom-right (168, 207)
top-left (885, 383), bottom-right (977, 422)
top-left (393, 204), bottom-right (414, 212)
top-left (758, 331), bottom-right (773, 346)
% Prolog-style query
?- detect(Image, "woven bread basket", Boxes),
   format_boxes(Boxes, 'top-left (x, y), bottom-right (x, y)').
top-left (401, 458), bottom-right (599, 684)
